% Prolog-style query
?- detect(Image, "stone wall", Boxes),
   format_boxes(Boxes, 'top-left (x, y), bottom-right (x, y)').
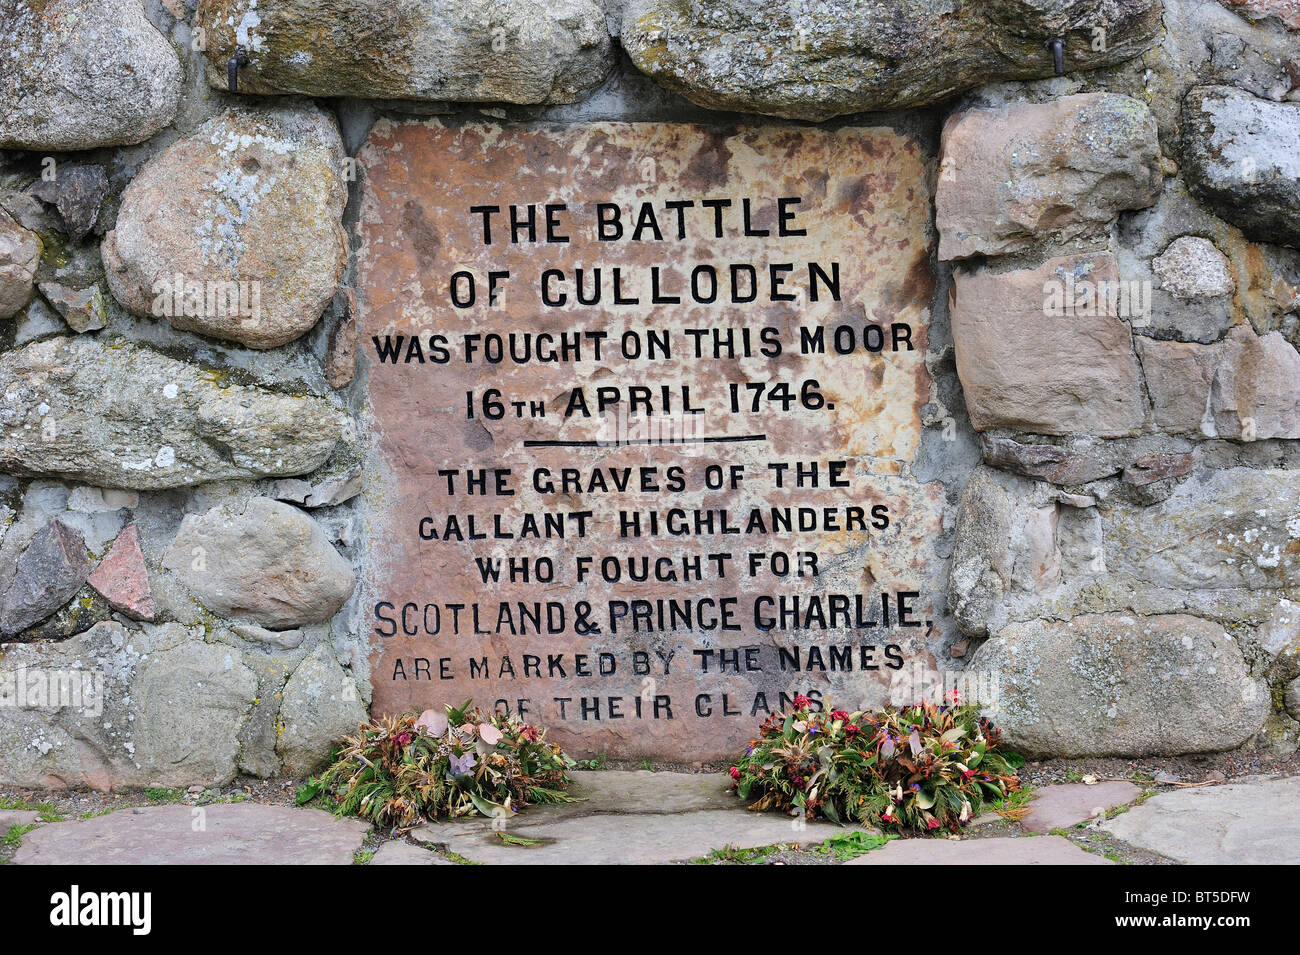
top-left (0, 0), bottom-right (1297, 787)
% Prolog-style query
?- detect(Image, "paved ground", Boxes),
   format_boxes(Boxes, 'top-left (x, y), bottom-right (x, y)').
top-left (4, 770), bottom-right (1297, 865)
top-left (1102, 776), bottom-right (1300, 864)
top-left (848, 834), bottom-right (1111, 865)
top-left (13, 803), bottom-right (369, 865)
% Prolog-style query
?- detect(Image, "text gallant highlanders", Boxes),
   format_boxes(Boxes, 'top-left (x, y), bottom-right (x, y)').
top-left (418, 502), bottom-right (889, 541)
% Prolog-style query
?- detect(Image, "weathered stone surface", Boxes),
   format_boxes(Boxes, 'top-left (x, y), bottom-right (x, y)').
top-left (102, 104), bottom-right (348, 349)
top-left (949, 468), bottom-right (1014, 640)
top-left (937, 94), bottom-right (1162, 260)
top-left (271, 466), bottom-right (362, 509)
top-left (980, 435), bottom-right (1118, 486)
top-left (847, 834), bottom-right (1111, 865)
top-left (951, 255), bottom-right (1145, 437)
top-left (1122, 452), bottom-right (1193, 486)
top-left (1258, 598), bottom-right (1300, 657)
top-left (0, 211), bottom-right (41, 320)
top-left (970, 614), bottom-right (1269, 757)
top-left (28, 165), bottom-right (109, 245)
top-left (1137, 327), bottom-right (1300, 439)
top-left (38, 282), bottom-right (106, 333)
top-left (0, 337), bottom-right (345, 490)
top-left (196, 0), bottom-right (613, 104)
top-left (11, 298), bottom-right (67, 346)
top-left (1022, 781), bottom-right (1141, 834)
top-left (163, 497), bottom-right (355, 629)
top-left (1183, 86), bottom-right (1300, 248)
top-left (276, 644), bottom-right (366, 776)
top-left (1288, 678), bottom-right (1300, 719)
top-left (326, 291), bottom-right (357, 390)
top-left (0, 0), bottom-right (183, 150)
top-left (369, 841), bottom-right (454, 865)
top-left (67, 487), bottom-right (139, 513)
top-left (1104, 777), bottom-right (1300, 864)
top-left (1, 520), bottom-right (88, 636)
top-left (427, 808), bottom-right (838, 865)
top-left (0, 622), bottom-right (258, 790)
top-left (622, 0), bottom-right (1163, 122)
top-left (231, 622), bottom-right (305, 650)
top-left (951, 461), bottom-right (1300, 634)
top-left (87, 524), bottom-right (156, 621)
top-left (1217, 0), bottom-right (1300, 30)
top-left (359, 120), bottom-right (941, 762)
top-left (1152, 236), bottom-right (1235, 299)
top-left (1116, 184), bottom-right (1289, 345)
top-left (1103, 468), bottom-right (1300, 598)
top-left (13, 803), bottom-right (370, 865)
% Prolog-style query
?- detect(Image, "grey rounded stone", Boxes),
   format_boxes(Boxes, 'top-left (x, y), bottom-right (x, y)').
top-left (0, 0), bottom-right (182, 150)
top-left (970, 613), bottom-right (1270, 757)
top-left (1288, 678), bottom-right (1300, 721)
top-left (102, 104), bottom-right (349, 349)
top-left (162, 497), bottom-right (356, 629)
top-left (0, 337), bottom-right (346, 490)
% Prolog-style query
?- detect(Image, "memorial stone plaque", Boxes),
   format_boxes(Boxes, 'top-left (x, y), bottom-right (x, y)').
top-left (358, 121), bottom-right (942, 761)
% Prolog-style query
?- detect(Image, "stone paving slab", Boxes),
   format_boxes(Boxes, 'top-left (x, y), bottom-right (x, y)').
top-left (569, 770), bottom-right (735, 813)
top-left (848, 835), bottom-right (1112, 865)
top-left (421, 809), bottom-right (840, 865)
top-left (0, 809), bottom-right (43, 829)
top-left (1022, 782), bottom-right (1142, 834)
top-left (408, 770), bottom-right (738, 843)
top-left (369, 841), bottom-right (454, 865)
top-left (13, 803), bottom-right (370, 865)
top-left (1103, 776), bottom-right (1300, 864)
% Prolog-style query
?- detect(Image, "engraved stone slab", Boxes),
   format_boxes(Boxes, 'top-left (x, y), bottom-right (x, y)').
top-left (358, 121), bottom-right (940, 761)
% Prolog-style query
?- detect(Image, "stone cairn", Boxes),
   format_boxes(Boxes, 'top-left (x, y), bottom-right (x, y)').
top-left (0, 0), bottom-right (1298, 789)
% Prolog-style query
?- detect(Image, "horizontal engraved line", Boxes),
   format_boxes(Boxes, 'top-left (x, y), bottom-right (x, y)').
top-left (523, 434), bottom-right (769, 449)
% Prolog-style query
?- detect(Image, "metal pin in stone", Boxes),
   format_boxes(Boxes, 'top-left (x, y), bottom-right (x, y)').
top-left (1047, 37), bottom-right (1066, 76)
top-left (228, 51), bottom-right (251, 92)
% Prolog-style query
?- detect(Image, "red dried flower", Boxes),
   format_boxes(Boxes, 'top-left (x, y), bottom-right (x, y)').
top-left (792, 694), bottom-right (812, 709)
top-left (729, 766), bottom-right (741, 780)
